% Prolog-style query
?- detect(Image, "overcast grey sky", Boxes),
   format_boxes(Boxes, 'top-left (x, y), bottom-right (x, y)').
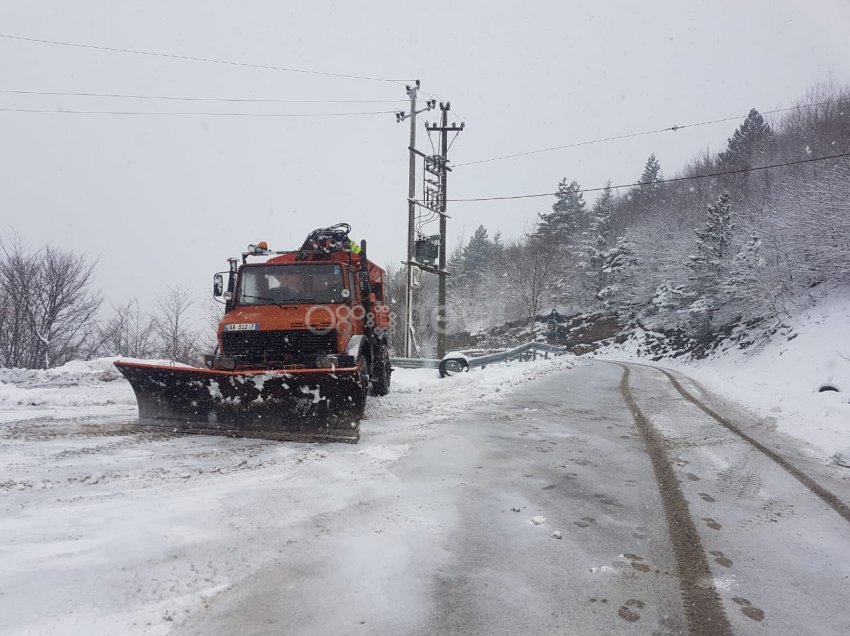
top-left (2, 0), bottom-right (850, 317)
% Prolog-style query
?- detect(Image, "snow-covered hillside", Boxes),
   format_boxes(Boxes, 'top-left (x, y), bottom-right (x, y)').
top-left (596, 289), bottom-right (850, 464)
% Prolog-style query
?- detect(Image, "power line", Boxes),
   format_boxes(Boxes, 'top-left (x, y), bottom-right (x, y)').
top-left (0, 106), bottom-right (398, 117)
top-left (0, 88), bottom-right (407, 104)
top-left (447, 151), bottom-right (850, 202)
top-left (0, 33), bottom-right (412, 84)
top-left (453, 99), bottom-right (840, 168)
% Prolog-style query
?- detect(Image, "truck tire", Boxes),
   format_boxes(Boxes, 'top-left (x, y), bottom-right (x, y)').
top-left (353, 355), bottom-right (369, 418)
top-left (370, 343), bottom-right (392, 396)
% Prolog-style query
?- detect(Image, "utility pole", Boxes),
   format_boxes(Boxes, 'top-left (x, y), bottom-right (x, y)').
top-left (403, 82), bottom-right (417, 359)
top-left (426, 103), bottom-right (464, 358)
top-left (395, 81), bottom-right (434, 357)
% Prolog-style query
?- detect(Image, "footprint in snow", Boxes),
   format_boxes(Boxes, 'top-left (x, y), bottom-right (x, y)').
top-left (617, 599), bottom-right (645, 622)
top-left (732, 597), bottom-right (765, 622)
top-left (702, 517), bottom-right (722, 530)
top-left (709, 550), bottom-right (733, 568)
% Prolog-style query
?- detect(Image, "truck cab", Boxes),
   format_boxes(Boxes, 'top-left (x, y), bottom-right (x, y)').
top-left (208, 225), bottom-right (391, 398)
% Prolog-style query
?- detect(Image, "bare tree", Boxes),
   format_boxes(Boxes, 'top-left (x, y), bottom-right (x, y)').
top-left (382, 264), bottom-right (406, 354)
top-left (502, 237), bottom-right (559, 340)
top-left (97, 300), bottom-right (158, 359)
top-left (0, 235), bottom-right (39, 367)
top-left (383, 263), bottom-right (442, 357)
top-left (153, 286), bottom-right (201, 364)
top-left (0, 236), bottom-right (101, 368)
top-left (32, 246), bottom-right (102, 368)
top-left (199, 295), bottom-right (225, 354)
top-left (775, 163), bottom-right (850, 287)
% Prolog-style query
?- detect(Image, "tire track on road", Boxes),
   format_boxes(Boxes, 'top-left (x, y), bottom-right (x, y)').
top-left (659, 368), bottom-right (850, 525)
top-left (618, 364), bottom-right (733, 636)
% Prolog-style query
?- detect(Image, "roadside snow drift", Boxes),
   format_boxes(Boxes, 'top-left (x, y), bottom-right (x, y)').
top-left (597, 291), bottom-right (850, 463)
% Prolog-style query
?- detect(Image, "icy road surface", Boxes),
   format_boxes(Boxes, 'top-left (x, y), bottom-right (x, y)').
top-left (2, 358), bottom-right (850, 635)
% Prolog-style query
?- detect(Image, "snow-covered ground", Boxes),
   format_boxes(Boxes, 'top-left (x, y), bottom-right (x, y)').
top-left (0, 353), bottom-right (575, 635)
top-left (3, 291), bottom-right (849, 633)
top-left (595, 289), bottom-right (850, 465)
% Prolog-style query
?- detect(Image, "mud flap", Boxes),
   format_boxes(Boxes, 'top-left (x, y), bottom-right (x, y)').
top-left (114, 361), bottom-right (364, 443)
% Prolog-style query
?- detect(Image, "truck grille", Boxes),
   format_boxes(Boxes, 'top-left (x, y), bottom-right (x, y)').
top-left (222, 329), bottom-right (337, 362)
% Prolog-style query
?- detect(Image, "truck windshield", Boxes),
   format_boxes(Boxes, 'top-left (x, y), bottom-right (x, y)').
top-left (237, 263), bottom-right (347, 305)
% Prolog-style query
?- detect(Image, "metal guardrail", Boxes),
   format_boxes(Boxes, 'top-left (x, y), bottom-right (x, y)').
top-left (390, 357), bottom-right (442, 369)
top-left (390, 342), bottom-right (569, 371)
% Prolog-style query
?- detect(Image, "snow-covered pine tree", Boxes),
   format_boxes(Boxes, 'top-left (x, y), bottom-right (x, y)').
top-left (491, 231), bottom-right (503, 252)
top-left (718, 108), bottom-right (774, 170)
top-left (635, 154), bottom-right (665, 215)
top-left (588, 183), bottom-right (614, 265)
top-left (650, 281), bottom-right (690, 312)
top-left (639, 154), bottom-right (663, 186)
top-left (602, 236), bottom-right (636, 276)
top-left (717, 108), bottom-right (776, 205)
top-left (719, 232), bottom-right (764, 322)
top-left (693, 191), bottom-right (734, 262)
top-left (447, 225), bottom-right (494, 296)
top-left (582, 182), bottom-right (614, 297)
top-left (460, 225), bottom-right (496, 288)
top-left (685, 191), bottom-right (735, 333)
top-left (536, 179), bottom-right (587, 247)
top-left (535, 179), bottom-right (595, 309)
top-left (446, 225), bottom-right (505, 335)
top-left (597, 235), bottom-right (636, 309)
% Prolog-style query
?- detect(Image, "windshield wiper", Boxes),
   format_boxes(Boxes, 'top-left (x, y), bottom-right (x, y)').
top-left (240, 294), bottom-right (319, 306)
top-left (241, 294), bottom-right (278, 304)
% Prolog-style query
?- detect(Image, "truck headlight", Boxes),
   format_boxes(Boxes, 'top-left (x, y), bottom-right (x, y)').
top-left (317, 355), bottom-right (339, 369)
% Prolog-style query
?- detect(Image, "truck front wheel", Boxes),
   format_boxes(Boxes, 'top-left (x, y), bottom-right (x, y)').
top-left (370, 343), bottom-right (392, 396)
top-left (351, 355), bottom-right (369, 418)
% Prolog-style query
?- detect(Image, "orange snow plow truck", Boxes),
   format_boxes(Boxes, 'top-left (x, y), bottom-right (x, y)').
top-left (114, 223), bottom-right (391, 443)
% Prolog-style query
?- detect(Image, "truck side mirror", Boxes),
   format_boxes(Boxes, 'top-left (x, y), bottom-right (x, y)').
top-left (213, 273), bottom-right (224, 298)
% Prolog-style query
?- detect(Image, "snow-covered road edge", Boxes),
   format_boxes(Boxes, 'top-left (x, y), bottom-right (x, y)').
top-left (594, 292), bottom-right (850, 463)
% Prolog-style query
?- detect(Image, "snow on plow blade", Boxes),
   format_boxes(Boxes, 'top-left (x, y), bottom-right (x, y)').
top-left (114, 361), bottom-right (363, 443)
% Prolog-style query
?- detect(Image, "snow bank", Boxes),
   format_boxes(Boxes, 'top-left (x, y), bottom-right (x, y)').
top-left (598, 290), bottom-right (850, 462)
top-left (0, 357), bottom-right (187, 411)
top-left (0, 357), bottom-right (124, 386)
top-left (0, 358), bottom-right (137, 410)
top-left (0, 353), bottom-right (577, 429)
top-left (370, 354), bottom-right (576, 424)
top-left (683, 293), bottom-right (850, 462)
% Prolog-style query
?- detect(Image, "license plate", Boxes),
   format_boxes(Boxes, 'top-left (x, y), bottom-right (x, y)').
top-left (224, 323), bottom-right (260, 332)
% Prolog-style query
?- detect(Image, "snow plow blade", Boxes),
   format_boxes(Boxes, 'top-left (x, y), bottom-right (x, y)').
top-left (114, 361), bottom-right (364, 443)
